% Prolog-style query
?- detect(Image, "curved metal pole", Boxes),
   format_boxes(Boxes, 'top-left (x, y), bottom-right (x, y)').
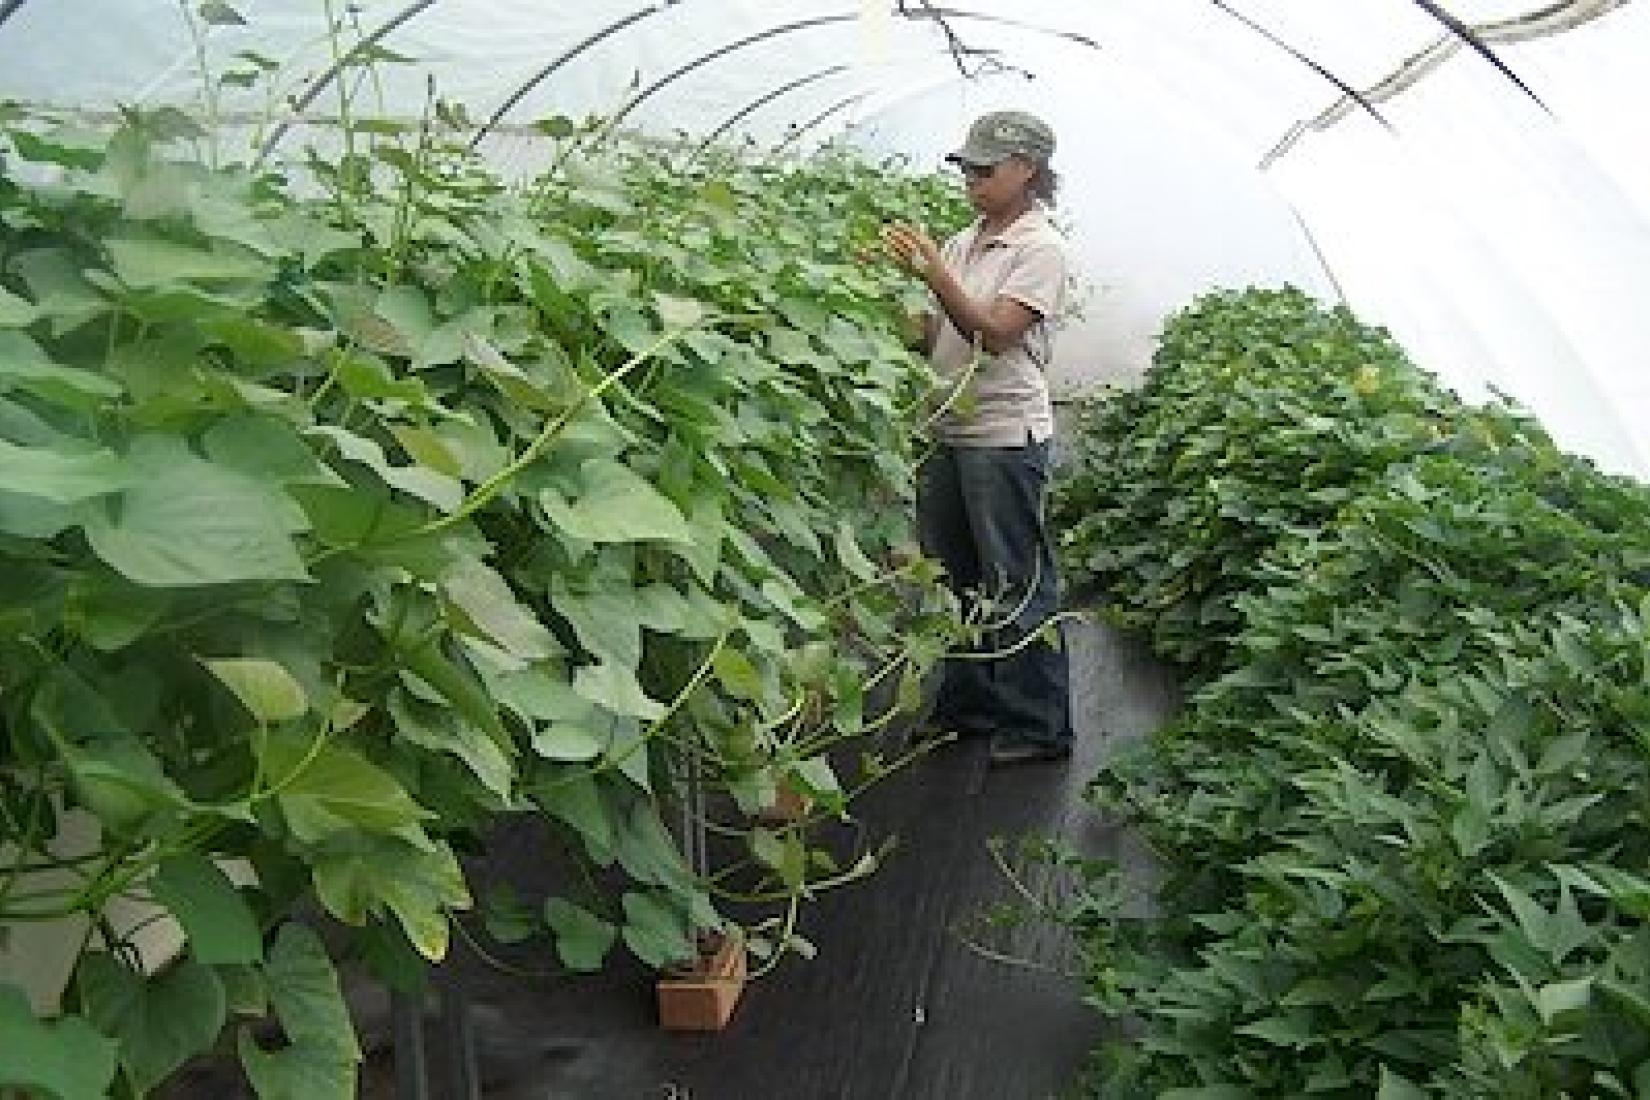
top-left (469, 1), bottom-right (682, 149)
top-left (0, 0), bottom-right (32, 32)
top-left (1408, 0), bottom-right (1550, 113)
top-left (1209, 0), bottom-right (1392, 136)
top-left (256, 0), bottom-right (439, 164)
top-left (576, 7), bottom-right (1097, 140)
top-left (603, 14), bottom-right (858, 135)
top-left (690, 65), bottom-right (850, 161)
top-left (769, 91), bottom-right (872, 158)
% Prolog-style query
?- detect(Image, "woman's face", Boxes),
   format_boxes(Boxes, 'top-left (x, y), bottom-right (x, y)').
top-left (960, 155), bottom-right (1035, 214)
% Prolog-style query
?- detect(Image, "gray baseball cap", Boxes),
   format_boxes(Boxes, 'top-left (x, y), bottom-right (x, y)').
top-left (945, 110), bottom-right (1056, 167)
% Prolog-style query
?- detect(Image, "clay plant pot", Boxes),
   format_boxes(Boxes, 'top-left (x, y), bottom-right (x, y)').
top-left (656, 930), bottom-right (748, 1032)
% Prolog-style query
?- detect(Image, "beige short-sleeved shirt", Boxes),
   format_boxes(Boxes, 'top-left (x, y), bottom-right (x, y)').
top-left (929, 208), bottom-right (1067, 447)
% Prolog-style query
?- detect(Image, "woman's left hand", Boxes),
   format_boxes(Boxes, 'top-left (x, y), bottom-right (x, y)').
top-left (881, 223), bottom-right (942, 280)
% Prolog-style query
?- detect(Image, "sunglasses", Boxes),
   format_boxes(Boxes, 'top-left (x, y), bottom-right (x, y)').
top-left (958, 161), bottom-right (999, 180)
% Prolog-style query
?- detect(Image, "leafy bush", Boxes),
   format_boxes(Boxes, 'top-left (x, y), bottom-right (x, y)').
top-left (1052, 286), bottom-right (1455, 677)
top-left (1053, 288), bottom-right (1650, 1096)
top-left (0, 98), bottom-right (968, 1097)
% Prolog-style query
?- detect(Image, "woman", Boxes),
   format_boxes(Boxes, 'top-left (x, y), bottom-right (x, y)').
top-left (882, 109), bottom-right (1073, 766)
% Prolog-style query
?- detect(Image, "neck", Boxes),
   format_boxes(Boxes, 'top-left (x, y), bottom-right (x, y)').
top-left (980, 196), bottom-right (1035, 235)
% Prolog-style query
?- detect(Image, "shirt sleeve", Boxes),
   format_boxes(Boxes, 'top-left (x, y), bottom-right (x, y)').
top-left (997, 239), bottom-right (1067, 320)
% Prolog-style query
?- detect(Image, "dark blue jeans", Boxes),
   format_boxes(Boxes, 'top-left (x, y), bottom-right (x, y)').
top-left (918, 439), bottom-right (1072, 746)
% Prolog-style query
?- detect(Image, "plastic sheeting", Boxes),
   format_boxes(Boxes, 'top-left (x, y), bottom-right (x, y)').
top-left (1, 1), bottom-right (1645, 476)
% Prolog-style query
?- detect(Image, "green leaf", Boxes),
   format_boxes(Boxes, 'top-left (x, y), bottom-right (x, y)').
top-left (1235, 1012), bottom-right (1315, 1049)
top-left (203, 416), bottom-right (341, 489)
top-left (574, 660), bottom-right (667, 722)
top-left (834, 520), bottom-right (878, 581)
top-left (312, 837), bottom-right (470, 961)
top-left (239, 1028), bottom-right (355, 1100)
top-left (198, 1), bottom-right (247, 25)
top-left (532, 723), bottom-right (606, 762)
top-left (541, 458), bottom-right (694, 544)
top-left (1376, 1065), bottom-right (1427, 1099)
top-left (551, 577), bottom-right (643, 669)
top-left (612, 799), bottom-right (688, 887)
top-left (79, 954), bottom-right (227, 1095)
top-left (620, 890), bottom-right (695, 969)
top-left (1534, 976), bottom-right (1592, 1025)
top-left (83, 435), bottom-right (309, 587)
top-left (532, 115), bottom-right (577, 140)
top-left (65, 570), bottom-right (171, 650)
top-left (239, 924), bottom-right (358, 1099)
top-left (68, 736), bottom-right (188, 833)
top-left (440, 556), bottom-right (561, 661)
top-left (398, 635), bottom-right (508, 747)
top-left (544, 898), bottom-right (618, 972)
top-left (0, 438), bottom-right (126, 504)
top-left (0, 331), bottom-right (123, 409)
top-left (204, 657), bottom-right (309, 724)
top-left (750, 826), bottom-right (806, 887)
top-left (387, 690), bottom-right (515, 801)
top-left (480, 884), bottom-right (538, 946)
top-left (0, 285), bottom-right (38, 326)
top-left (652, 292), bottom-right (707, 330)
top-left (309, 425), bottom-right (462, 513)
top-left (105, 237), bottom-right (271, 288)
top-left (261, 730), bottom-right (431, 845)
top-left (0, 983), bottom-right (120, 1099)
top-left (713, 645), bottom-right (765, 702)
top-left (462, 331), bottom-right (570, 411)
top-left (530, 767), bottom-right (614, 863)
top-left (150, 853), bottom-right (263, 965)
top-left (264, 924), bottom-right (358, 1057)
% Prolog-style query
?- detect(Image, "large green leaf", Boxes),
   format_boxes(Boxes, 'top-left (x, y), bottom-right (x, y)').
top-left (261, 731), bottom-right (432, 845)
top-left (620, 890), bottom-right (695, 970)
top-left (551, 576), bottom-right (643, 668)
top-left (149, 853), bottom-right (263, 966)
top-left (574, 660), bottom-right (667, 722)
top-left (530, 767), bottom-right (615, 863)
top-left (263, 924), bottom-right (358, 1058)
top-left (239, 924), bottom-right (358, 1100)
top-left (544, 897), bottom-right (617, 972)
top-left (0, 438), bottom-right (127, 504)
top-left (238, 1029), bottom-right (356, 1100)
top-left (78, 954), bottom-right (227, 1095)
top-left (0, 984), bottom-right (120, 1100)
top-left (203, 416), bottom-right (342, 488)
top-left (82, 435), bottom-right (310, 586)
top-left (104, 237), bottom-right (271, 288)
top-left (541, 458), bottom-right (693, 544)
top-left (312, 837), bottom-right (470, 960)
top-left (440, 556), bottom-right (561, 662)
top-left (204, 657), bottom-right (310, 724)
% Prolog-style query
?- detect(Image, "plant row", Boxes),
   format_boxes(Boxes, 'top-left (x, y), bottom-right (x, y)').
top-left (1051, 287), bottom-right (1650, 1097)
top-left (0, 98), bottom-right (967, 1098)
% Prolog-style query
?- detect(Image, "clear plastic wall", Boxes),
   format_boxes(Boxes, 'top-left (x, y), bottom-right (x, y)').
top-left (2, 0), bottom-right (1645, 476)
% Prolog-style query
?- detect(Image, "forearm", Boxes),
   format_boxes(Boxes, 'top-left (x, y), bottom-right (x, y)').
top-left (926, 266), bottom-right (1012, 354)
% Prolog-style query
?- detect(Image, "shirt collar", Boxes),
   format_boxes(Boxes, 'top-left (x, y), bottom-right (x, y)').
top-left (968, 206), bottom-right (1052, 250)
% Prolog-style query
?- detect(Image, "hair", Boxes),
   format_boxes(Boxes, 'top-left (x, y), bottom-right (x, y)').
top-left (1028, 161), bottom-right (1060, 207)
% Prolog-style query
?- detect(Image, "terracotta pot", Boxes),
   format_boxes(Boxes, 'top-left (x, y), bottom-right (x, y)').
top-left (656, 931), bottom-right (747, 1032)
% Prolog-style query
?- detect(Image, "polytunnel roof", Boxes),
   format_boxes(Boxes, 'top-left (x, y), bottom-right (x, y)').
top-left (2, 1), bottom-right (1647, 477)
